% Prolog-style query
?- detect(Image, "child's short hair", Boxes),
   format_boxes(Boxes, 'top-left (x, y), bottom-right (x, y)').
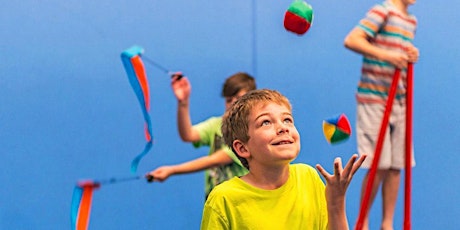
top-left (222, 89), bottom-right (292, 169)
top-left (221, 72), bottom-right (256, 98)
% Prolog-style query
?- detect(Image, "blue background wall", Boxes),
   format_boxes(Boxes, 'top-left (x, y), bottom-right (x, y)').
top-left (1, 1), bottom-right (458, 229)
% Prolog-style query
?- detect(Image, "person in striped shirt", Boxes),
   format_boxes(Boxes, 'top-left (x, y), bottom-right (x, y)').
top-left (344, 0), bottom-right (419, 229)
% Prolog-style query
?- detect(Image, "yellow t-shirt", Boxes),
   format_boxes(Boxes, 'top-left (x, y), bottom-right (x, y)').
top-left (201, 164), bottom-right (328, 230)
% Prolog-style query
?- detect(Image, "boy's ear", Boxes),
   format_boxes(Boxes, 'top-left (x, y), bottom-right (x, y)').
top-left (233, 140), bottom-right (250, 158)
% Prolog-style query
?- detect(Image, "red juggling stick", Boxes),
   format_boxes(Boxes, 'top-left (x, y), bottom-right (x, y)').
top-left (355, 64), bottom-right (414, 230)
top-left (404, 63), bottom-right (414, 230)
top-left (355, 68), bottom-right (401, 230)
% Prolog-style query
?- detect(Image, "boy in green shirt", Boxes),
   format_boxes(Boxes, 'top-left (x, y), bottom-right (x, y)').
top-left (146, 72), bottom-right (256, 199)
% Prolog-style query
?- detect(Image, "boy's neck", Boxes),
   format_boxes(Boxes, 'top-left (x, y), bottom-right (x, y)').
top-left (241, 165), bottom-right (290, 190)
top-left (390, 0), bottom-right (410, 14)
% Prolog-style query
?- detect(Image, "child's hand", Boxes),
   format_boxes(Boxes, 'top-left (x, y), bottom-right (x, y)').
top-left (406, 44), bottom-right (419, 63)
top-left (171, 74), bottom-right (191, 102)
top-left (316, 154), bottom-right (366, 200)
top-left (381, 44), bottom-right (419, 69)
top-left (145, 166), bottom-right (175, 182)
top-left (382, 50), bottom-right (409, 69)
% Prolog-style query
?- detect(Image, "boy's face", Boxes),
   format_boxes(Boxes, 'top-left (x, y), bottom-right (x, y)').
top-left (244, 102), bottom-right (300, 166)
top-left (225, 89), bottom-right (249, 111)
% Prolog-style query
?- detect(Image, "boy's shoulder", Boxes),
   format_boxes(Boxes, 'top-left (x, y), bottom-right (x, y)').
top-left (205, 177), bottom-right (241, 202)
top-left (290, 163), bottom-right (323, 184)
top-left (289, 164), bottom-right (325, 195)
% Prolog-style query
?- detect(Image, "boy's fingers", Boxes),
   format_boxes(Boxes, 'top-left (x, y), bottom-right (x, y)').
top-left (350, 155), bottom-right (367, 176)
top-left (343, 154), bottom-right (358, 175)
top-left (333, 157), bottom-right (343, 179)
top-left (145, 174), bottom-right (155, 183)
top-left (316, 164), bottom-right (331, 179)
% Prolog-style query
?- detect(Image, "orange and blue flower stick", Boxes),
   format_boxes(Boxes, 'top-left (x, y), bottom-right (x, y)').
top-left (70, 181), bottom-right (100, 230)
top-left (70, 176), bottom-right (142, 229)
top-left (121, 46), bottom-right (153, 173)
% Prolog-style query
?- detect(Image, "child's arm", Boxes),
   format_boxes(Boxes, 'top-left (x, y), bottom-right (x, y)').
top-left (171, 75), bottom-right (201, 142)
top-left (344, 28), bottom-right (410, 69)
top-left (316, 154), bottom-right (366, 230)
top-left (145, 150), bottom-right (233, 182)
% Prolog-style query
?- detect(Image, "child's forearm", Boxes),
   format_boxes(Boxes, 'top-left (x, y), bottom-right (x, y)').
top-left (173, 151), bottom-right (233, 174)
top-left (176, 100), bottom-right (195, 141)
top-left (327, 197), bottom-right (349, 230)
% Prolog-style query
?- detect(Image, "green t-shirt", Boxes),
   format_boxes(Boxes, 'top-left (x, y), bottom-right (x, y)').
top-left (201, 164), bottom-right (328, 230)
top-left (193, 116), bottom-right (248, 199)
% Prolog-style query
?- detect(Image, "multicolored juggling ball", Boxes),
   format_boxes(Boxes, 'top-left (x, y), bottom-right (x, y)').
top-left (323, 113), bottom-right (352, 144)
top-left (284, 0), bottom-right (314, 35)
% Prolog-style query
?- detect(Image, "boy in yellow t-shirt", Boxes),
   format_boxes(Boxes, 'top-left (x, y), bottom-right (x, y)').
top-left (201, 89), bottom-right (366, 230)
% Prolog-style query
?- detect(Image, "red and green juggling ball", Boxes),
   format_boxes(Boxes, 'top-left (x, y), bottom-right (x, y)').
top-left (284, 0), bottom-right (314, 35)
top-left (323, 113), bottom-right (352, 144)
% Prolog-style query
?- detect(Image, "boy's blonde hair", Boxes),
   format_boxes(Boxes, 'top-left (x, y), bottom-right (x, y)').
top-left (222, 89), bottom-right (292, 169)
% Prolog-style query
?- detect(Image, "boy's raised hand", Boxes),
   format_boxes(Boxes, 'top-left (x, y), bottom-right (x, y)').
top-left (171, 73), bottom-right (191, 102)
top-left (316, 154), bottom-right (366, 198)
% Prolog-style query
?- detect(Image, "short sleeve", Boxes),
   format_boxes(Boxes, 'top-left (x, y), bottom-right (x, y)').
top-left (357, 4), bottom-right (389, 38)
top-left (200, 191), bottom-right (230, 230)
top-left (192, 117), bottom-right (221, 148)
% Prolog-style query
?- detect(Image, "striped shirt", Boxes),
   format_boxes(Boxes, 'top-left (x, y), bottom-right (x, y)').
top-left (356, 0), bottom-right (417, 104)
